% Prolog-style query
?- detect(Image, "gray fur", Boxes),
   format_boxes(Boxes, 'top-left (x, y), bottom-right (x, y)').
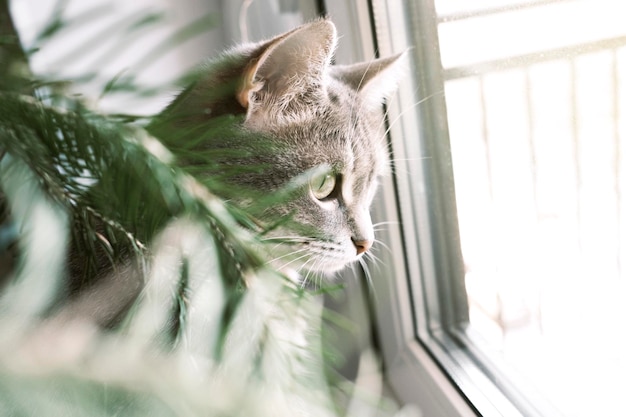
top-left (156, 20), bottom-right (405, 278)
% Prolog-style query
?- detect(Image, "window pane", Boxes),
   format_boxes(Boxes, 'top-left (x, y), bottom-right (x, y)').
top-left (439, 0), bottom-right (626, 415)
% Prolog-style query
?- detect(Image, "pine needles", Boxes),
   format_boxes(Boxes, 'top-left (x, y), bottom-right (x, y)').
top-left (0, 68), bottom-right (329, 417)
top-left (0, 4), bottom-right (324, 414)
top-left (0, 3), bottom-right (419, 416)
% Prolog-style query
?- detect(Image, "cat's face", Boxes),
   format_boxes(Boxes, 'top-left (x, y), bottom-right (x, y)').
top-left (159, 20), bottom-right (404, 278)
top-left (249, 85), bottom-right (388, 274)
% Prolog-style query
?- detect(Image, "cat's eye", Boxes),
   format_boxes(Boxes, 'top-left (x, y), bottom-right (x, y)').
top-left (309, 173), bottom-right (337, 200)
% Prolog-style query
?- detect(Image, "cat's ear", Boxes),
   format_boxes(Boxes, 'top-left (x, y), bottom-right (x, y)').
top-left (237, 20), bottom-right (337, 110)
top-left (331, 52), bottom-right (408, 109)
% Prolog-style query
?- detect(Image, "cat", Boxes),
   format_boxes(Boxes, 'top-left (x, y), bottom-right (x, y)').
top-left (148, 18), bottom-right (405, 282)
top-left (44, 18), bottom-right (406, 328)
top-left (0, 18), bottom-right (411, 417)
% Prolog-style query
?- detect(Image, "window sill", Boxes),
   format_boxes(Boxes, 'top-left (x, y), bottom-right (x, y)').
top-left (386, 339), bottom-right (478, 417)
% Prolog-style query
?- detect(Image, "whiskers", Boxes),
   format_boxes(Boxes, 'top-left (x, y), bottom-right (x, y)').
top-left (260, 235), bottom-right (341, 289)
top-left (387, 156), bottom-right (433, 176)
top-left (371, 222), bottom-right (396, 254)
top-left (353, 223), bottom-right (398, 299)
top-left (297, 256), bottom-right (327, 290)
top-left (260, 229), bottom-right (394, 296)
top-left (378, 89), bottom-right (444, 140)
top-left (261, 235), bottom-right (313, 253)
top-left (382, 94), bottom-right (443, 176)
top-left (356, 256), bottom-right (377, 302)
top-left (372, 220), bottom-right (398, 231)
top-left (266, 247), bottom-right (310, 269)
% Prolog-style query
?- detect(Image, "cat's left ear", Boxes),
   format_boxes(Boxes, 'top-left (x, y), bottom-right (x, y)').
top-left (237, 20), bottom-right (337, 111)
top-left (330, 52), bottom-right (408, 109)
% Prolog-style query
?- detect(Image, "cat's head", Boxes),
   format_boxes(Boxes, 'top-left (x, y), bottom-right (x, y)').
top-left (157, 20), bottom-right (405, 278)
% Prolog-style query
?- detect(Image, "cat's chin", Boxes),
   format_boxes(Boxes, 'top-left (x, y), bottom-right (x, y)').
top-left (276, 265), bottom-right (344, 287)
top-left (273, 256), bottom-right (360, 283)
top-left (307, 259), bottom-right (355, 274)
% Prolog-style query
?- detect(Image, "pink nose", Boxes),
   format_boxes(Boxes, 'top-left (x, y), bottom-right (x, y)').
top-left (352, 239), bottom-right (373, 255)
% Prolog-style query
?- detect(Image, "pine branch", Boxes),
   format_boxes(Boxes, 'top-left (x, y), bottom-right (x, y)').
top-left (0, 90), bottom-right (265, 298)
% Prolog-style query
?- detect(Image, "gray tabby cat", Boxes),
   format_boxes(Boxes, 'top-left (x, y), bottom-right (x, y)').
top-left (153, 19), bottom-right (404, 281)
top-left (50, 18), bottom-right (404, 329)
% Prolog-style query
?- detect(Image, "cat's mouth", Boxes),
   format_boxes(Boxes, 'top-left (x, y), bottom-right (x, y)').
top-left (262, 236), bottom-right (364, 278)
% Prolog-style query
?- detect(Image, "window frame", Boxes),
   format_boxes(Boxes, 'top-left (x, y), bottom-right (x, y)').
top-left (325, 0), bottom-right (476, 415)
top-left (325, 0), bottom-right (565, 416)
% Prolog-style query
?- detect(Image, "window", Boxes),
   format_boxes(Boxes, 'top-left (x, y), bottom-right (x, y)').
top-left (328, 0), bottom-right (626, 416)
top-left (12, 0), bottom-right (626, 414)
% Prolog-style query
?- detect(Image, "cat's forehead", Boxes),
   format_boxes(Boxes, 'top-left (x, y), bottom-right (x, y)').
top-left (240, 71), bottom-right (388, 192)
top-left (317, 82), bottom-right (386, 174)
top-left (269, 91), bottom-right (387, 191)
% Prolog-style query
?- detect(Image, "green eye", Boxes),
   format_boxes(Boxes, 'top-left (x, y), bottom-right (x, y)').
top-left (310, 173), bottom-right (336, 200)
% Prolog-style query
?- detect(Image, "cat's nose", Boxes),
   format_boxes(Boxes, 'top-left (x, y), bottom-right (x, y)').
top-left (352, 239), bottom-right (373, 255)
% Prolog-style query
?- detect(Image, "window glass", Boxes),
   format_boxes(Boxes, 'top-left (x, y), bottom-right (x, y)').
top-left (437, 0), bottom-right (626, 415)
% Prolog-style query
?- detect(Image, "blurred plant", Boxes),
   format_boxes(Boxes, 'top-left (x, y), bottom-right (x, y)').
top-left (0, 1), bottom-right (417, 416)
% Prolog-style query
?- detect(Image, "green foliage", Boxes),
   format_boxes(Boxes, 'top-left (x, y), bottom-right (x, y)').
top-left (0, 91), bottom-right (266, 289)
top-left (0, 3), bottom-right (414, 416)
top-left (0, 4), bottom-right (324, 415)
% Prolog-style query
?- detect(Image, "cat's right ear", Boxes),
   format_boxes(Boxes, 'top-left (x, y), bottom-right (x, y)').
top-left (236, 20), bottom-right (337, 112)
top-left (330, 52), bottom-right (408, 110)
